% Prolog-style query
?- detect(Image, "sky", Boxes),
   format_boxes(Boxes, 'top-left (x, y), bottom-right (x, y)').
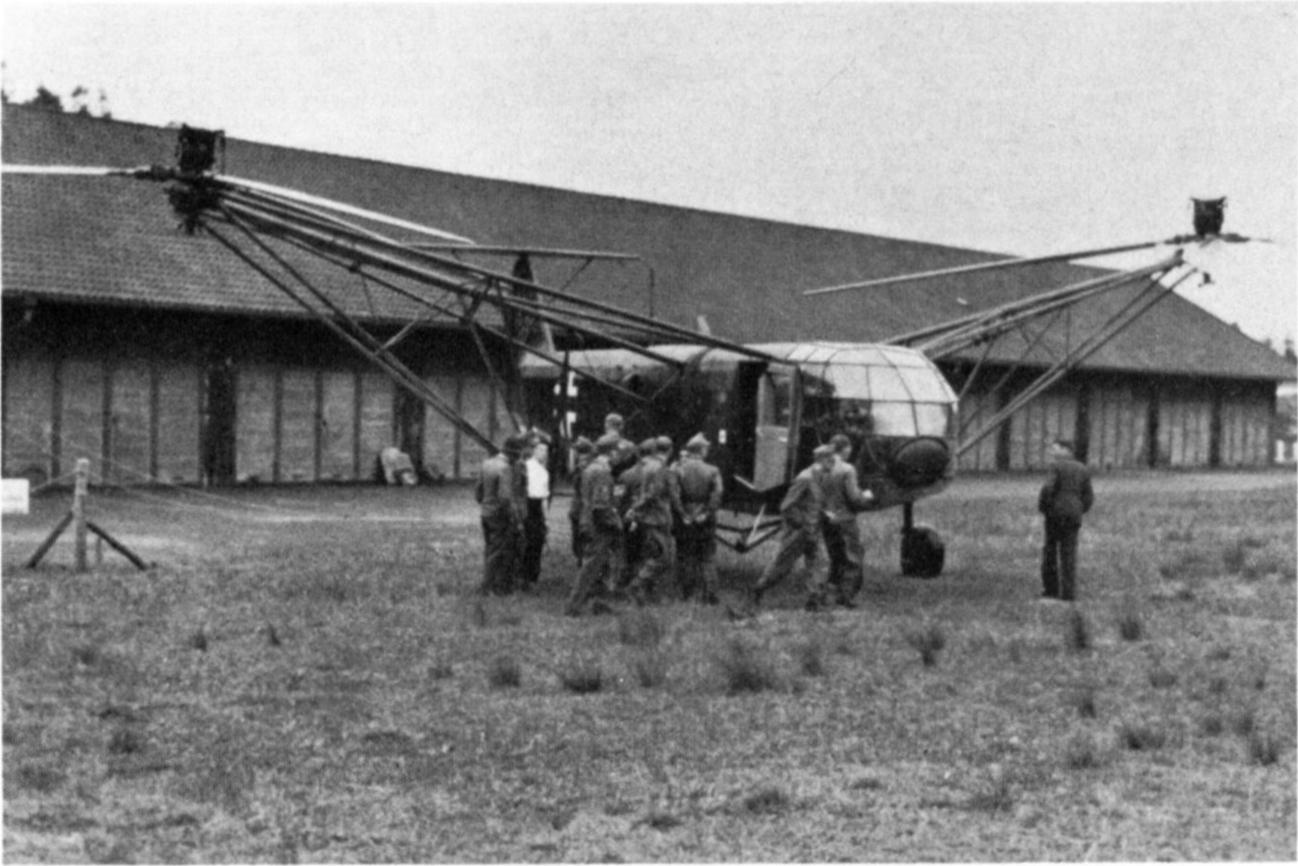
top-left (3, 2), bottom-right (1296, 349)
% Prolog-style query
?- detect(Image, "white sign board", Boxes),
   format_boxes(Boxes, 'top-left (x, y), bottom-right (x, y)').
top-left (2, 478), bottom-right (31, 515)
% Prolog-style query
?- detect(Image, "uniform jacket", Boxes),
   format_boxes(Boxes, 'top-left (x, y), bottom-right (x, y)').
top-left (474, 453), bottom-right (518, 521)
top-left (630, 456), bottom-right (677, 528)
top-left (1038, 457), bottom-right (1094, 523)
top-left (779, 465), bottom-right (826, 528)
top-left (820, 456), bottom-right (870, 524)
top-left (675, 456), bottom-right (724, 526)
top-left (579, 456), bottom-right (620, 532)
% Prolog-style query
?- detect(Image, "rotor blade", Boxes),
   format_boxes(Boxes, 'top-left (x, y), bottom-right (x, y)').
top-left (410, 244), bottom-right (643, 261)
top-left (1, 164), bottom-right (150, 176)
top-left (803, 239), bottom-right (1176, 297)
top-left (214, 173), bottom-right (476, 244)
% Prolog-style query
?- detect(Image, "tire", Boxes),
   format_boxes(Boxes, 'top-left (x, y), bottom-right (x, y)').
top-left (901, 526), bottom-right (945, 578)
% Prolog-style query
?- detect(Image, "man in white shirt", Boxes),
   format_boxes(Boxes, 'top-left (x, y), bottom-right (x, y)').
top-left (520, 430), bottom-right (552, 589)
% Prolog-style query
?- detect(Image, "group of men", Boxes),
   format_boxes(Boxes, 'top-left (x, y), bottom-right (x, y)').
top-left (475, 413), bottom-right (1096, 612)
top-left (472, 428), bottom-right (553, 596)
top-left (565, 413), bottom-right (725, 616)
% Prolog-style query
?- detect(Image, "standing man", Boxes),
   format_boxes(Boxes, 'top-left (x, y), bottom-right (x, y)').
top-left (566, 433), bottom-right (623, 616)
top-left (626, 437), bottom-right (677, 605)
top-left (1038, 439), bottom-right (1094, 602)
top-left (520, 431), bottom-right (552, 590)
top-left (821, 433), bottom-right (874, 608)
top-left (750, 444), bottom-right (838, 611)
top-left (474, 433), bottom-right (526, 596)
top-left (675, 433), bottom-right (724, 604)
top-left (567, 436), bottom-right (594, 565)
top-left (617, 439), bottom-right (654, 590)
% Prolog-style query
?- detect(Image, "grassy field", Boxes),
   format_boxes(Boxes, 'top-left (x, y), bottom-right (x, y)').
top-left (3, 470), bottom-right (1295, 862)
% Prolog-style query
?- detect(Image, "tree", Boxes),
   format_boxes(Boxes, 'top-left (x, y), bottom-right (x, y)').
top-left (26, 85), bottom-right (63, 112)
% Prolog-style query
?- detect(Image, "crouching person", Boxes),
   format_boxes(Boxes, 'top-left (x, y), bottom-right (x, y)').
top-left (749, 444), bottom-right (836, 611)
top-left (566, 433), bottom-right (622, 616)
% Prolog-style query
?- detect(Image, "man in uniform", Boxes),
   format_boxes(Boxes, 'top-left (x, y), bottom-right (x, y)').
top-left (820, 433), bottom-right (874, 608)
top-left (567, 436), bottom-right (594, 565)
top-left (474, 433), bottom-right (526, 595)
top-left (1038, 439), bottom-right (1094, 602)
top-left (674, 433), bottom-right (724, 604)
top-left (625, 437), bottom-right (677, 605)
top-left (749, 444), bottom-right (837, 611)
top-left (566, 433), bottom-right (623, 616)
top-left (617, 438), bottom-right (655, 589)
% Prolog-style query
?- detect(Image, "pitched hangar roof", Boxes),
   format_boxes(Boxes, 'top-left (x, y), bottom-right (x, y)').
top-left (3, 104), bottom-right (1290, 382)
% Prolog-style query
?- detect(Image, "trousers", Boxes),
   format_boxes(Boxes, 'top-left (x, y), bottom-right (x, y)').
top-left (1042, 517), bottom-right (1081, 600)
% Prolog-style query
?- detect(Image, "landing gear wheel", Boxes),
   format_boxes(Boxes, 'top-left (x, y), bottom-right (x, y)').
top-left (901, 526), bottom-right (945, 578)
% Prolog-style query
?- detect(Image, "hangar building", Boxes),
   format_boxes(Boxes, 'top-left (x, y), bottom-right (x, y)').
top-left (3, 104), bottom-right (1291, 486)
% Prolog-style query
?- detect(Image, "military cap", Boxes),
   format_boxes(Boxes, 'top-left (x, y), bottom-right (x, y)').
top-left (655, 435), bottom-right (674, 454)
top-left (813, 443), bottom-right (836, 460)
top-left (503, 433), bottom-right (529, 455)
top-left (528, 428), bottom-right (553, 446)
top-left (604, 412), bottom-right (625, 429)
top-left (684, 433), bottom-right (710, 454)
top-left (572, 435), bottom-right (594, 454)
top-left (595, 432), bottom-right (622, 453)
top-left (638, 437), bottom-right (658, 455)
top-left (829, 433), bottom-right (852, 452)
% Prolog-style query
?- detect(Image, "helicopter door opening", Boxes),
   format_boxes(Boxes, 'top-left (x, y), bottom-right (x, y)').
top-left (752, 365), bottom-right (797, 490)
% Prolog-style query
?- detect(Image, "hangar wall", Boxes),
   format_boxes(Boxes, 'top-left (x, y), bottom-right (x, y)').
top-left (1, 304), bottom-right (508, 486)
top-left (955, 373), bottom-right (1275, 472)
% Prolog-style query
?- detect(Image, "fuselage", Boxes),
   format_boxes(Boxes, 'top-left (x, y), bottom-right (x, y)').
top-left (521, 341), bottom-right (959, 512)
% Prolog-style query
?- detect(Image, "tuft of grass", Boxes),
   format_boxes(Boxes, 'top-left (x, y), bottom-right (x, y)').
top-left (1064, 609), bottom-right (1091, 653)
top-left (1207, 676), bottom-right (1228, 696)
top-left (427, 660), bottom-right (454, 680)
top-left (559, 660), bottom-right (605, 694)
top-left (12, 762), bottom-right (66, 793)
top-left (1230, 709), bottom-right (1256, 736)
top-left (1116, 608), bottom-right (1145, 641)
top-left (1200, 713), bottom-right (1225, 736)
top-left (189, 627), bottom-right (208, 652)
top-left (107, 726), bottom-right (145, 755)
top-left (487, 655), bottom-right (521, 689)
top-left (71, 642), bottom-right (101, 667)
top-left (1148, 667), bottom-right (1178, 689)
top-left (905, 622), bottom-right (946, 667)
top-left (644, 810), bottom-right (683, 831)
top-left (743, 786), bottom-right (791, 815)
top-left (1064, 733), bottom-right (1101, 770)
top-left (630, 650), bottom-right (668, 689)
top-left (1118, 721), bottom-right (1167, 751)
top-left (1007, 639), bottom-right (1025, 664)
top-left (1207, 646), bottom-right (1232, 662)
top-left (468, 599), bottom-right (489, 629)
top-left (849, 776), bottom-right (884, 791)
top-left (716, 638), bottom-right (780, 695)
top-left (965, 766), bottom-right (1014, 812)
top-left (1071, 685), bottom-right (1098, 719)
top-left (618, 609), bottom-right (665, 647)
top-left (1221, 535), bottom-right (1264, 575)
top-left (1246, 730), bottom-right (1283, 766)
top-left (797, 638), bottom-right (827, 678)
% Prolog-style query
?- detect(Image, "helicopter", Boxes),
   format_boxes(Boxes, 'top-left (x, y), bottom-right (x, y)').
top-left (3, 127), bottom-right (1264, 577)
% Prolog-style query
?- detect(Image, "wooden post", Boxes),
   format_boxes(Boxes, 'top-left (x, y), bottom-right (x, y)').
top-left (73, 458), bottom-right (89, 572)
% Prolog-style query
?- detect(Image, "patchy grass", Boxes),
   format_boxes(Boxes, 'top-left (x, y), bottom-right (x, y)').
top-left (2, 474), bottom-right (1293, 861)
